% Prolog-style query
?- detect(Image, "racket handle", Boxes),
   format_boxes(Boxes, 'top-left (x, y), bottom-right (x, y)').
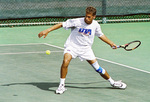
top-left (112, 45), bottom-right (120, 49)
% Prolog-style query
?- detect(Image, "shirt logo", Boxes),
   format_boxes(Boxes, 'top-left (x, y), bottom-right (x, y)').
top-left (78, 28), bottom-right (92, 36)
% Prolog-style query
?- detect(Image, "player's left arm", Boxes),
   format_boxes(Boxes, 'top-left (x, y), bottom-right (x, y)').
top-left (99, 35), bottom-right (117, 49)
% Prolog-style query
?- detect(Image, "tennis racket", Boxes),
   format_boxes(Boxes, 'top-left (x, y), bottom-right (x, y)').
top-left (113, 40), bottom-right (141, 51)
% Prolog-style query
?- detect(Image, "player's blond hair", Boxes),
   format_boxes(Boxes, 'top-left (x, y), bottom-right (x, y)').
top-left (86, 6), bottom-right (96, 16)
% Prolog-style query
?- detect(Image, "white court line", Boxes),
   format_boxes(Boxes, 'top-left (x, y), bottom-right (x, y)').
top-left (0, 51), bottom-right (45, 55)
top-left (43, 43), bottom-right (64, 50)
top-left (44, 43), bottom-right (150, 74)
top-left (96, 57), bottom-right (150, 74)
top-left (0, 51), bottom-right (63, 55)
top-left (0, 43), bottom-right (45, 46)
top-left (0, 43), bottom-right (63, 55)
top-left (1, 43), bottom-right (149, 74)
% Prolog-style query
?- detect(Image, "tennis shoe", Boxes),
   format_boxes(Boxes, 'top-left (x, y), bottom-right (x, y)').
top-left (111, 80), bottom-right (127, 89)
top-left (56, 84), bottom-right (67, 94)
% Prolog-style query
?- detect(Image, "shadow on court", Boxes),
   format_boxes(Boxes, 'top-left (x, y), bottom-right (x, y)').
top-left (1, 81), bottom-right (118, 93)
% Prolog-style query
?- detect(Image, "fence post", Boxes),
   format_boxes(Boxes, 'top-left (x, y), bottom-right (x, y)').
top-left (102, 0), bottom-right (107, 24)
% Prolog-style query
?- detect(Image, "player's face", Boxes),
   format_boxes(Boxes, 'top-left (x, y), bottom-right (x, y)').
top-left (84, 13), bottom-right (96, 24)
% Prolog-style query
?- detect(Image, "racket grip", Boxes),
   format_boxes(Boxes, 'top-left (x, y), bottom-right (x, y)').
top-left (112, 45), bottom-right (120, 49)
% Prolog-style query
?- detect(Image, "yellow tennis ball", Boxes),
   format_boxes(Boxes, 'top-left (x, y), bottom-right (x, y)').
top-left (46, 50), bottom-right (51, 55)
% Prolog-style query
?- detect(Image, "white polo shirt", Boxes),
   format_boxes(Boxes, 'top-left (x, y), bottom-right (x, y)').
top-left (63, 17), bottom-right (104, 49)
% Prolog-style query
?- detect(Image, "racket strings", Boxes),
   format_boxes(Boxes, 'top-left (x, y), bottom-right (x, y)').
top-left (126, 42), bottom-right (140, 50)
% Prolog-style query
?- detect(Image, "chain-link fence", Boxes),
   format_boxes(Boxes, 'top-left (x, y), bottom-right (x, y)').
top-left (0, 0), bottom-right (150, 27)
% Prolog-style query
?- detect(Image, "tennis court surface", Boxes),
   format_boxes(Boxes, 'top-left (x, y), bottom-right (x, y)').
top-left (0, 43), bottom-right (150, 102)
top-left (1, 0), bottom-right (150, 101)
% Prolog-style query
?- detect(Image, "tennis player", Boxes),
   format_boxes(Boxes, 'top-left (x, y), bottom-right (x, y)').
top-left (38, 6), bottom-right (127, 94)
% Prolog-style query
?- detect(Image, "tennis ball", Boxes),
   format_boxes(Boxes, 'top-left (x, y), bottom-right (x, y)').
top-left (46, 50), bottom-right (51, 55)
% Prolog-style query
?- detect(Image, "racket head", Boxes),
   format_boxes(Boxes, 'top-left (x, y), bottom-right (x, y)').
top-left (124, 40), bottom-right (141, 51)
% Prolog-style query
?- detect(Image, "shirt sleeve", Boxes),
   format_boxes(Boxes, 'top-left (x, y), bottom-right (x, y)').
top-left (62, 19), bottom-right (81, 30)
top-left (95, 23), bottom-right (104, 37)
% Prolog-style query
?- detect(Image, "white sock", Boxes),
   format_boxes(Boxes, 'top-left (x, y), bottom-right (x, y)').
top-left (108, 77), bottom-right (115, 85)
top-left (60, 78), bottom-right (65, 85)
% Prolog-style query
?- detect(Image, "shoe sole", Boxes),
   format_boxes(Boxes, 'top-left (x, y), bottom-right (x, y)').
top-left (112, 83), bottom-right (127, 89)
top-left (55, 89), bottom-right (67, 94)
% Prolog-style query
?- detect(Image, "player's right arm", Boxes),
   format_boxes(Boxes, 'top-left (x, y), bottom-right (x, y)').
top-left (99, 34), bottom-right (117, 49)
top-left (38, 23), bottom-right (63, 38)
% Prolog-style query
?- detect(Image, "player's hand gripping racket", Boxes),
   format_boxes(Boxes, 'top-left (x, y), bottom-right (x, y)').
top-left (113, 40), bottom-right (141, 51)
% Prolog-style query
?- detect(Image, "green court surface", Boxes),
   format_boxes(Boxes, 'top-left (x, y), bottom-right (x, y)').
top-left (0, 22), bottom-right (150, 102)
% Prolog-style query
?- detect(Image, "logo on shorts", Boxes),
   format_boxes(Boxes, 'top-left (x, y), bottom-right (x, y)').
top-left (78, 28), bottom-right (92, 36)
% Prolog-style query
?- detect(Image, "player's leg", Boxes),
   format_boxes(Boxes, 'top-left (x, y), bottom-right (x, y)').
top-left (60, 53), bottom-right (72, 78)
top-left (56, 53), bottom-right (72, 94)
top-left (87, 59), bottom-right (111, 80)
top-left (87, 59), bottom-right (127, 89)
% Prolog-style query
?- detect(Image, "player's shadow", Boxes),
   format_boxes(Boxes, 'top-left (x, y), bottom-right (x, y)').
top-left (1, 82), bottom-right (58, 92)
top-left (1, 81), bottom-right (116, 93)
